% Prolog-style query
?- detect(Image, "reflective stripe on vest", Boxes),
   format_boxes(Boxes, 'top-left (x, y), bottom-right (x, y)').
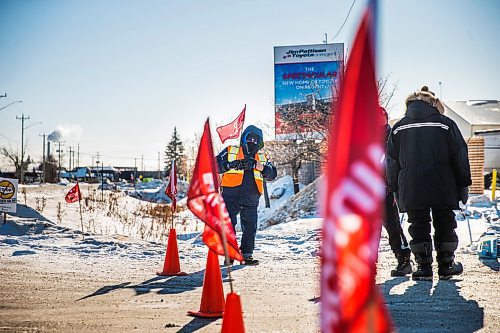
top-left (221, 146), bottom-right (267, 194)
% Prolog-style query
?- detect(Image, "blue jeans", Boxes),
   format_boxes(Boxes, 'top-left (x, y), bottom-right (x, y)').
top-left (224, 196), bottom-right (258, 258)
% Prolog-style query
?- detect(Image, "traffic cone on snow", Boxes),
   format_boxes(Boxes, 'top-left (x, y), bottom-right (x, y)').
top-left (221, 292), bottom-right (245, 333)
top-left (187, 249), bottom-right (225, 318)
top-left (157, 228), bottom-right (187, 276)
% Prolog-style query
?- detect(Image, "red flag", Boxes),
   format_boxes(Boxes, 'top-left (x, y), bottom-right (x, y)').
top-left (320, 2), bottom-right (392, 333)
top-left (65, 182), bottom-right (81, 203)
top-left (216, 105), bottom-right (246, 143)
top-left (165, 159), bottom-right (177, 212)
top-left (187, 119), bottom-right (243, 261)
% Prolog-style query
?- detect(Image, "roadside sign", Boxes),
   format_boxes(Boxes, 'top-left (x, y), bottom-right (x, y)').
top-left (0, 177), bottom-right (18, 213)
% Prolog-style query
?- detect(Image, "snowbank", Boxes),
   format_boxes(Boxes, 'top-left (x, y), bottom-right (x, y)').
top-left (259, 177), bottom-right (317, 229)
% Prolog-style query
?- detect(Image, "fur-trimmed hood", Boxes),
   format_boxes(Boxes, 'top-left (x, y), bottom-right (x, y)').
top-left (405, 86), bottom-right (445, 114)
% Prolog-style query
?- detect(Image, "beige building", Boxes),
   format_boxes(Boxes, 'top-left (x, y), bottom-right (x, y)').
top-left (443, 100), bottom-right (500, 137)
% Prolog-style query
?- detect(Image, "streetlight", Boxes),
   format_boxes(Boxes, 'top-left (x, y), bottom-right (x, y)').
top-left (0, 100), bottom-right (22, 112)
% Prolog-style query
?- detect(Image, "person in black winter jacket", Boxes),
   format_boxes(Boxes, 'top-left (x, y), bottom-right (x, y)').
top-left (216, 125), bottom-right (277, 265)
top-left (380, 106), bottom-right (412, 277)
top-left (386, 86), bottom-right (471, 280)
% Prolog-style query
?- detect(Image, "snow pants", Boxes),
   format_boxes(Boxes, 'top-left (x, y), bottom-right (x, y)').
top-left (407, 207), bottom-right (459, 265)
top-left (407, 207), bottom-right (458, 244)
top-left (383, 191), bottom-right (409, 256)
top-left (223, 196), bottom-right (259, 259)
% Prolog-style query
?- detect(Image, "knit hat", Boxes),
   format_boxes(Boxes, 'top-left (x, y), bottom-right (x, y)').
top-left (405, 86), bottom-right (445, 114)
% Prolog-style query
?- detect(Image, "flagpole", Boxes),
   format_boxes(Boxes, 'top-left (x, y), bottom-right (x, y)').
top-left (78, 199), bottom-right (84, 239)
top-left (217, 195), bottom-right (234, 294)
top-left (171, 210), bottom-right (175, 230)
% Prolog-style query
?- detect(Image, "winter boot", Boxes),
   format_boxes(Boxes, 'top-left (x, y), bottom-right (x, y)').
top-left (242, 256), bottom-right (259, 266)
top-left (435, 240), bottom-right (463, 280)
top-left (391, 249), bottom-right (412, 277)
top-left (410, 242), bottom-right (433, 281)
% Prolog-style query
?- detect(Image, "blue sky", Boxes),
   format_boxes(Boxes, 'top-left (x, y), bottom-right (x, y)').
top-left (1, 0), bottom-right (499, 171)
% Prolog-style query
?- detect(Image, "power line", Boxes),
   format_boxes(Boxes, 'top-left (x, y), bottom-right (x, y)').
top-left (329, 0), bottom-right (356, 42)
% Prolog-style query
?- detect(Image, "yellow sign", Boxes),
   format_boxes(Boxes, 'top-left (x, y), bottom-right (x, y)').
top-left (0, 178), bottom-right (18, 213)
top-left (0, 180), bottom-right (16, 199)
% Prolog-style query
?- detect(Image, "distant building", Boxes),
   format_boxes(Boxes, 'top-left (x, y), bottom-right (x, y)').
top-left (443, 100), bottom-right (500, 137)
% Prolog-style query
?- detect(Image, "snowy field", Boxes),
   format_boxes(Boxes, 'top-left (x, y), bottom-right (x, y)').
top-left (0, 179), bottom-right (499, 332)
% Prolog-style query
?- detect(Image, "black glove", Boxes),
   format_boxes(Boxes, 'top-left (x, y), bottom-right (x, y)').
top-left (459, 187), bottom-right (469, 205)
top-left (243, 158), bottom-right (256, 170)
top-left (226, 160), bottom-right (244, 170)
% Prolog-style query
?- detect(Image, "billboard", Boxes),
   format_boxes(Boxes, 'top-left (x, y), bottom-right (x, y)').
top-left (274, 43), bottom-right (344, 140)
top-left (0, 177), bottom-right (18, 213)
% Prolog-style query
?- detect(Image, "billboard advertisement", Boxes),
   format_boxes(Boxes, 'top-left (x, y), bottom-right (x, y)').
top-left (0, 177), bottom-right (18, 213)
top-left (274, 43), bottom-right (344, 140)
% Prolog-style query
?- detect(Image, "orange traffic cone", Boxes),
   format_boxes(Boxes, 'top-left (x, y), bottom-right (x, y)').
top-left (157, 228), bottom-right (187, 276)
top-left (221, 292), bottom-right (245, 333)
top-left (187, 249), bottom-right (225, 318)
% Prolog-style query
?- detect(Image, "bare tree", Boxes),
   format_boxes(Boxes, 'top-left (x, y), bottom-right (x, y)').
top-left (378, 75), bottom-right (398, 111)
top-left (269, 74), bottom-right (397, 194)
top-left (1, 146), bottom-right (31, 179)
top-left (265, 140), bottom-right (325, 194)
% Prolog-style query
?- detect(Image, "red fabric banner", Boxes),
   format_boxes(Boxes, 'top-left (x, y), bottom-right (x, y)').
top-left (216, 105), bottom-right (246, 143)
top-left (65, 182), bottom-right (81, 203)
top-left (188, 119), bottom-right (243, 261)
top-left (165, 159), bottom-right (177, 212)
top-left (320, 2), bottom-right (393, 332)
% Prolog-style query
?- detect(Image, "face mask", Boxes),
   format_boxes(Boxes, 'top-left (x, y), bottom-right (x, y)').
top-left (247, 142), bottom-right (257, 154)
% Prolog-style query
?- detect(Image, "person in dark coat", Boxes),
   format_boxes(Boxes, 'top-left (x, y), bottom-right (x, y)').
top-left (380, 106), bottom-right (412, 277)
top-left (386, 86), bottom-right (471, 280)
top-left (216, 125), bottom-right (277, 265)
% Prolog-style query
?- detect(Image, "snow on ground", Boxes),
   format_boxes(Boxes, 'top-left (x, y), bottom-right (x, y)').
top-left (0, 181), bottom-right (499, 332)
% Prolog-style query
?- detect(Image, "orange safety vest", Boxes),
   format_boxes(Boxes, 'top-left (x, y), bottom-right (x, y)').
top-left (221, 146), bottom-right (268, 194)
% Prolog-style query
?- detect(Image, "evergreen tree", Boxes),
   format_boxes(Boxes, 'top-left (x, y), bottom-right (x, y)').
top-left (164, 127), bottom-right (187, 178)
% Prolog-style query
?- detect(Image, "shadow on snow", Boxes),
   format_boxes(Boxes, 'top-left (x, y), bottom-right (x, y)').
top-left (381, 277), bottom-right (483, 333)
top-left (77, 264), bottom-right (245, 300)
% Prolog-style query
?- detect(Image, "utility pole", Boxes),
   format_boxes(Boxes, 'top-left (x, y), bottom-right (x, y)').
top-left (39, 134), bottom-right (46, 184)
top-left (323, 33), bottom-right (328, 44)
top-left (91, 156), bottom-right (95, 178)
top-left (141, 155), bottom-right (144, 172)
top-left (68, 147), bottom-right (72, 171)
top-left (95, 152), bottom-right (100, 182)
top-left (134, 158), bottom-right (137, 189)
top-left (101, 161), bottom-right (104, 201)
top-left (158, 152), bottom-right (161, 180)
top-left (77, 144), bottom-right (80, 168)
top-left (16, 114), bottom-right (30, 183)
top-left (57, 141), bottom-right (62, 182)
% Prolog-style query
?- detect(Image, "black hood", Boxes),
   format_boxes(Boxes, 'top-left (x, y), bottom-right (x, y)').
top-left (241, 125), bottom-right (264, 156)
top-left (405, 100), bottom-right (440, 121)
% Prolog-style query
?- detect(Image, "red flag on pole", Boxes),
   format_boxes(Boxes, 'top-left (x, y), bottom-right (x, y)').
top-left (65, 182), bottom-right (81, 203)
top-left (320, 1), bottom-right (392, 333)
top-left (187, 119), bottom-right (243, 261)
top-left (165, 159), bottom-right (177, 212)
top-left (216, 105), bottom-right (246, 143)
